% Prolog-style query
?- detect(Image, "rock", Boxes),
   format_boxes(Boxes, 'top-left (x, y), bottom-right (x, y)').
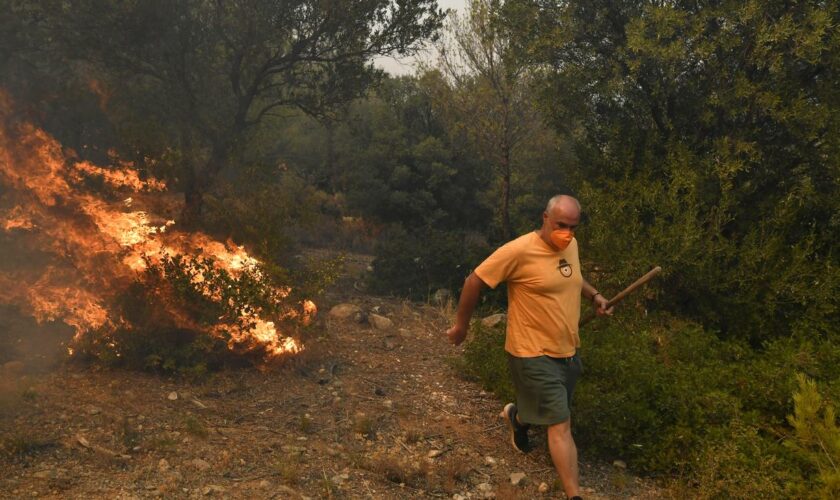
top-left (427, 449), bottom-right (444, 458)
top-left (484, 456), bottom-right (497, 466)
top-left (258, 480), bottom-right (271, 489)
top-left (383, 399), bottom-right (393, 409)
top-left (328, 303), bottom-right (362, 320)
top-left (76, 434), bottom-right (90, 448)
top-left (452, 495), bottom-right (467, 500)
top-left (167, 391), bottom-right (178, 401)
top-left (613, 460), bottom-right (627, 469)
top-left (87, 406), bottom-right (101, 415)
top-left (158, 459), bottom-right (170, 473)
top-left (191, 458), bottom-right (211, 471)
top-left (202, 485), bottom-right (225, 495)
top-left (538, 482), bottom-right (549, 493)
top-left (32, 470), bottom-right (54, 479)
top-left (509, 472), bottom-right (527, 486)
top-left (353, 310), bottom-right (368, 324)
top-left (481, 313), bottom-right (506, 328)
top-left (374, 387), bottom-right (386, 397)
top-left (432, 288), bottom-right (451, 305)
top-left (476, 482), bottom-right (494, 498)
top-left (331, 472), bottom-right (349, 484)
top-left (369, 313), bottom-right (393, 330)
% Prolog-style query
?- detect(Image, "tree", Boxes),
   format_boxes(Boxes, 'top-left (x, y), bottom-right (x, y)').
top-left (21, 0), bottom-right (444, 225)
top-left (334, 74), bottom-right (490, 230)
top-left (507, 0), bottom-right (840, 341)
top-left (429, 0), bottom-right (554, 240)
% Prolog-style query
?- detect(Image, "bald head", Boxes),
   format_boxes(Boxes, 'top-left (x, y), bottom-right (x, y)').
top-left (545, 195), bottom-right (581, 214)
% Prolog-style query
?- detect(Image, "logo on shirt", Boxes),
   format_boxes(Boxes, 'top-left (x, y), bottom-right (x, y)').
top-left (558, 258), bottom-right (573, 277)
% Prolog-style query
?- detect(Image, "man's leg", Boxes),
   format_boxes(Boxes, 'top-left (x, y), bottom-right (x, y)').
top-left (547, 418), bottom-right (580, 498)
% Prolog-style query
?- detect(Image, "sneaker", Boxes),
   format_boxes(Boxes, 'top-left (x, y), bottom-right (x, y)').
top-left (500, 403), bottom-right (530, 453)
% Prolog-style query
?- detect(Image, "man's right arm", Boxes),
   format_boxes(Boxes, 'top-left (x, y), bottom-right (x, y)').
top-left (446, 272), bottom-right (488, 346)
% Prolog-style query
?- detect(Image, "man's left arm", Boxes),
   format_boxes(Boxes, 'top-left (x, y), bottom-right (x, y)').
top-left (582, 279), bottom-right (614, 316)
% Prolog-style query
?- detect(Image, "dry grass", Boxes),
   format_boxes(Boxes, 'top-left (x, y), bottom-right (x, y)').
top-left (404, 428), bottom-right (424, 445)
top-left (365, 454), bottom-right (430, 488)
top-left (1, 431), bottom-right (56, 459)
top-left (275, 454), bottom-right (301, 485)
top-left (439, 460), bottom-right (471, 493)
top-left (299, 413), bottom-right (314, 434)
top-left (352, 413), bottom-right (376, 440)
top-left (183, 415), bottom-right (209, 438)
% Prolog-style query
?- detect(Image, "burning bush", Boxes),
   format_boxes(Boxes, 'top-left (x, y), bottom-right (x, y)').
top-left (0, 92), bottom-right (316, 372)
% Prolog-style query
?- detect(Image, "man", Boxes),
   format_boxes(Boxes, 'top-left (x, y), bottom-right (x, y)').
top-left (446, 194), bottom-right (612, 500)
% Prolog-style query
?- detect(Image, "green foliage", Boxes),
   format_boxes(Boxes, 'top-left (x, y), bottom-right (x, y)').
top-left (507, 0), bottom-right (840, 343)
top-left (690, 419), bottom-right (788, 499)
top-left (336, 78), bottom-right (492, 232)
top-left (288, 253), bottom-right (346, 299)
top-left (203, 169), bottom-right (320, 260)
top-left (460, 321), bottom-right (514, 403)
top-left (368, 225), bottom-right (490, 299)
top-left (461, 310), bottom-right (840, 495)
top-left (785, 374), bottom-right (840, 499)
top-left (3, 0), bottom-right (445, 225)
top-left (430, 0), bottom-right (566, 240)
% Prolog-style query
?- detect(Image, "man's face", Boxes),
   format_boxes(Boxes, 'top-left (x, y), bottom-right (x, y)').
top-left (544, 204), bottom-right (580, 232)
top-left (542, 201), bottom-right (581, 247)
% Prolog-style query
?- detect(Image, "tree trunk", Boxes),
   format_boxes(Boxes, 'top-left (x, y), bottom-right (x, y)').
top-left (325, 121), bottom-right (337, 191)
top-left (180, 140), bottom-right (229, 228)
top-left (500, 137), bottom-right (512, 241)
top-left (181, 164), bottom-right (204, 229)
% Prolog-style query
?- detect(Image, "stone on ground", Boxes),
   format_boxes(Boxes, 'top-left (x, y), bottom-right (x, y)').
top-left (481, 313), bottom-right (506, 328)
top-left (328, 303), bottom-right (362, 320)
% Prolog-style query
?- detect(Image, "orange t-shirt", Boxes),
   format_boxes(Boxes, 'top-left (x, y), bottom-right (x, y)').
top-left (474, 231), bottom-right (582, 358)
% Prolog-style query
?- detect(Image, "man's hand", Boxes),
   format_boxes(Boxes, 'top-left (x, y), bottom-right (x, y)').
top-left (446, 324), bottom-right (468, 345)
top-left (593, 294), bottom-right (614, 316)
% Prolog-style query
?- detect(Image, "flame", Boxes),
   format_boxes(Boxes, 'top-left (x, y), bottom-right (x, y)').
top-left (0, 91), bottom-right (310, 360)
top-left (2, 205), bottom-right (34, 231)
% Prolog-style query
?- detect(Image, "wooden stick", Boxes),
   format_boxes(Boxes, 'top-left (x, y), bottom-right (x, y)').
top-left (579, 266), bottom-right (662, 327)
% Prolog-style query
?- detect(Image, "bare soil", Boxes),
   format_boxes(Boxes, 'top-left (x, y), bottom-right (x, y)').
top-left (0, 252), bottom-right (664, 499)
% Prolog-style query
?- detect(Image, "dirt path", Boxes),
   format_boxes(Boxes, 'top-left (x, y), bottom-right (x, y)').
top-left (1, 261), bottom-right (663, 499)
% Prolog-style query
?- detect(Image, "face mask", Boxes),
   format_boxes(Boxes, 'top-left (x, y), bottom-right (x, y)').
top-left (550, 229), bottom-right (574, 250)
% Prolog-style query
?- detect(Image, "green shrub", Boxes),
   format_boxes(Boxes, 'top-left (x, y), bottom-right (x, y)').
top-left (690, 419), bottom-right (789, 499)
top-left (785, 374), bottom-right (840, 499)
top-left (368, 226), bottom-right (490, 299)
top-left (203, 170), bottom-right (320, 260)
top-left (460, 310), bottom-right (840, 496)
top-left (460, 321), bottom-right (513, 403)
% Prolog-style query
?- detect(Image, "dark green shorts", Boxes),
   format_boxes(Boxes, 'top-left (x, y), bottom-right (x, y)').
top-left (507, 352), bottom-right (582, 426)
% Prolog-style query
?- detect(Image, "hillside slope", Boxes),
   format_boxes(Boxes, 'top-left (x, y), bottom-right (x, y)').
top-left (1, 257), bottom-right (662, 499)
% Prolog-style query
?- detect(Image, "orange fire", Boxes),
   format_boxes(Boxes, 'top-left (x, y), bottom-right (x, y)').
top-left (0, 92), bottom-right (311, 360)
